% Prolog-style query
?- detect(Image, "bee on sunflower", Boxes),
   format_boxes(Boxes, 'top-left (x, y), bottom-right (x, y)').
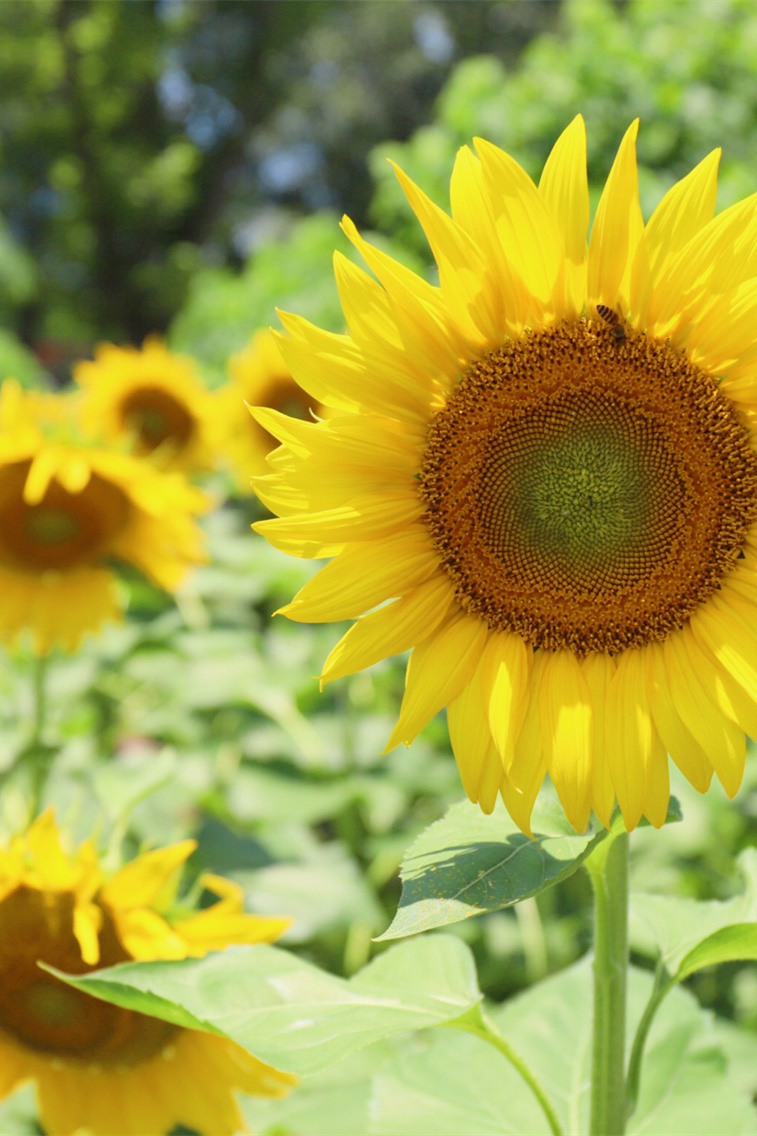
top-left (0, 381), bottom-right (207, 653)
top-left (252, 117), bottom-right (757, 835)
top-left (0, 810), bottom-right (294, 1136)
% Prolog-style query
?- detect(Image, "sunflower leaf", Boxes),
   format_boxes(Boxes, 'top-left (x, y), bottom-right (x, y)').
top-left (676, 923), bottom-right (757, 981)
top-left (369, 960), bottom-right (757, 1136)
top-left (630, 847), bottom-right (757, 978)
top-left (46, 934), bottom-right (481, 1075)
top-left (377, 792), bottom-right (607, 940)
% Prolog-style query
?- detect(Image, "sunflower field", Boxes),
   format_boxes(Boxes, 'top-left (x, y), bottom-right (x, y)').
top-left (4, 2), bottom-right (757, 1135)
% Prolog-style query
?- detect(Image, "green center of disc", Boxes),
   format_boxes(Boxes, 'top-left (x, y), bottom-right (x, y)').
top-left (512, 426), bottom-right (648, 566)
top-left (24, 506), bottom-right (81, 547)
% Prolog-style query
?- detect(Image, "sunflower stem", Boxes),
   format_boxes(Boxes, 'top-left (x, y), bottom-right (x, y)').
top-left (586, 829), bottom-right (629, 1136)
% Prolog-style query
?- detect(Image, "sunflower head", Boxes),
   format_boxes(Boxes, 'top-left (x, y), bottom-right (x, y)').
top-left (216, 328), bottom-right (322, 486)
top-left (0, 382), bottom-right (208, 653)
top-left (74, 336), bottom-right (218, 472)
top-left (0, 809), bottom-right (294, 1136)
top-left (252, 116), bottom-right (757, 836)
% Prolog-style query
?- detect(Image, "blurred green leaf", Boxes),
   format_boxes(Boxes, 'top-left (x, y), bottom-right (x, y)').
top-left (677, 924), bottom-right (757, 982)
top-left (378, 791), bottom-right (607, 940)
top-left (370, 961), bottom-right (757, 1136)
top-left (631, 848), bottom-right (757, 978)
top-left (51, 934), bottom-right (481, 1075)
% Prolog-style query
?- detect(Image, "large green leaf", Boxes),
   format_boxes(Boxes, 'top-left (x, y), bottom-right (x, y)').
top-left (378, 792), bottom-right (607, 940)
top-left (243, 1041), bottom-right (398, 1136)
top-left (369, 960), bottom-right (757, 1136)
top-left (48, 935), bottom-right (481, 1076)
top-left (631, 848), bottom-right (757, 979)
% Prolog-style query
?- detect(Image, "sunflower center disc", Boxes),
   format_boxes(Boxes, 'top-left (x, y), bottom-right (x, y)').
top-left (121, 385), bottom-right (195, 451)
top-left (420, 320), bottom-right (757, 653)
top-left (0, 462), bottom-right (132, 572)
top-left (0, 886), bottom-right (179, 1065)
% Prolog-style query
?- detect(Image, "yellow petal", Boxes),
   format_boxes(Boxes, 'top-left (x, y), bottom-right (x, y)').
top-left (450, 145), bottom-right (527, 336)
top-left (448, 666), bottom-right (504, 815)
top-left (501, 651), bottom-right (549, 837)
top-left (392, 162), bottom-right (498, 347)
top-left (646, 641), bottom-right (713, 794)
top-left (113, 908), bottom-right (188, 960)
top-left (253, 493), bottom-right (424, 555)
top-left (480, 630), bottom-right (531, 770)
top-left (386, 611), bottom-right (489, 749)
top-left (340, 215), bottom-right (465, 378)
top-left (538, 114), bottom-right (588, 317)
top-left (663, 632), bottom-right (745, 797)
top-left (587, 120), bottom-right (643, 314)
top-left (320, 572), bottom-right (456, 684)
top-left (632, 148), bottom-right (720, 328)
top-left (73, 899), bottom-right (103, 966)
top-left (581, 652), bottom-right (616, 828)
top-left (475, 137), bottom-right (564, 315)
top-left (100, 840), bottom-right (196, 910)
top-left (279, 527), bottom-right (438, 622)
top-left (538, 650), bottom-right (592, 833)
top-left (25, 809), bottom-right (77, 889)
top-left (605, 647), bottom-right (660, 831)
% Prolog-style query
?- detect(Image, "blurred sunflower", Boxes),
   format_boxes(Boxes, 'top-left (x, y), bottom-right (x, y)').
top-left (254, 117), bottom-right (757, 834)
top-left (74, 337), bottom-right (217, 472)
top-left (217, 329), bottom-right (321, 485)
top-left (0, 810), bottom-right (294, 1136)
top-left (0, 382), bottom-right (207, 653)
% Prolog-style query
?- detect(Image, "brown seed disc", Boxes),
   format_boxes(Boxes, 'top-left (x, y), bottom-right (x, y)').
top-left (120, 386), bottom-right (195, 452)
top-left (0, 461), bottom-right (132, 572)
top-left (420, 320), bottom-right (757, 654)
top-left (0, 886), bottom-right (178, 1065)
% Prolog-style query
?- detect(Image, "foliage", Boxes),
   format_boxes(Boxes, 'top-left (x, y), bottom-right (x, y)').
top-left (370, 0), bottom-right (757, 255)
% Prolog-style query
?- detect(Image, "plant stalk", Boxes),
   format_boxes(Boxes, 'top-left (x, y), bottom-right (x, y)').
top-left (586, 829), bottom-right (630, 1136)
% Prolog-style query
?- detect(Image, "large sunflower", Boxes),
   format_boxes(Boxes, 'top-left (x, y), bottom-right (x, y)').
top-left (253, 117), bottom-right (757, 835)
top-left (0, 810), bottom-right (295, 1136)
top-left (0, 382), bottom-right (207, 652)
top-left (74, 337), bottom-right (217, 472)
top-left (217, 329), bottom-right (321, 485)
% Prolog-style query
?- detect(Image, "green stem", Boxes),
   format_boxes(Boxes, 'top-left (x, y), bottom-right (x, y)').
top-left (586, 830), bottom-right (630, 1136)
top-left (625, 963), bottom-right (671, 1120)
top-left (448, 1007), bottom-right (564, 1136)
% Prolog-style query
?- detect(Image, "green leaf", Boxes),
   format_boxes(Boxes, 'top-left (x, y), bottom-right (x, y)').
top-left (677, 923), bottom-right (757, 980)
top-left (378, 791), bottom-right (607, 940)
top-left (48, 935), bottom-right (481, 1075)
top-left (243, 1041), bottom-right (398, 1136)
top-left (368, 960), bottom-right (757, 1135)
top-left (631, 847), bottom-right (757, 979)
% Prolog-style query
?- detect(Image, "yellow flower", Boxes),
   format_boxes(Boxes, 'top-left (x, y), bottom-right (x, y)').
top-left (253, 117), bottom-right (757, 835)
top-left (0, 382), bottom-right (207, 653)
top-left (74, 337), bottom-right (217, 472)
top-left (217, 329), bottom-right (321, 485)
top-left (0, 810), bottom-right (295, 1136)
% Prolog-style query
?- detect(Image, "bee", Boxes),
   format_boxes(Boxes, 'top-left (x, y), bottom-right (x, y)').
top-left (596, 303), bottom-right (626, 343)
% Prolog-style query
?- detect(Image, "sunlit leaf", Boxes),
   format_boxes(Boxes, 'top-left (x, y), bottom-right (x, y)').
top-left (48, 934), bottom-right (481, 1075)
top-left (378, 791), bottom-right (607, 940)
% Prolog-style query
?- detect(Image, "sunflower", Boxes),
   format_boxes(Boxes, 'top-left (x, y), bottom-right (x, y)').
top-left (74, 336), bottom-right (217, 472)
top-left (253, 117), bottom-right (757, 835)
top-left (0, 809), bottom-right (295, 1136)
top-left (217, 329), bottom-right (321, 485)
top-left (0, 382), bottom-right (207, 653)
